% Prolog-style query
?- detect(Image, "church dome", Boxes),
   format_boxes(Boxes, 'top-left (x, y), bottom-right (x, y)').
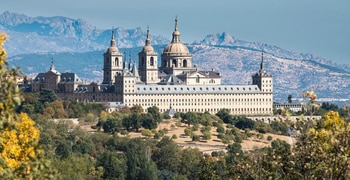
top-left (107, 46), bottom-right (119, 53)
top-left (142, 45), bottom-right (154, 52)
top-left (163, 42), bottom-right (190, 55)
top-left (162, 17), bottom-right (190, 56)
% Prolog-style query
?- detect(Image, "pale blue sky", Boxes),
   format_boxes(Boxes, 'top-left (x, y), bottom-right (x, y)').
top-left (1, 0), bottom-right (349, 64)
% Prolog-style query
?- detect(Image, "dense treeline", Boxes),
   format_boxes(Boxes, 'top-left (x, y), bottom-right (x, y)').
top-left (30, 109), bottom-right (350, 179)
top-left (15, 92), bottom-right (350, 179)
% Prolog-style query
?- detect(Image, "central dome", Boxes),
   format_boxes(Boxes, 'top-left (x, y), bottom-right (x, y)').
top-left (163, 42), bottom-right (190, 55)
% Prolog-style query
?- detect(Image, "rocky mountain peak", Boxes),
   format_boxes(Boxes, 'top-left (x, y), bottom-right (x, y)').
top-left (194, 32), bottom-right (235, 46)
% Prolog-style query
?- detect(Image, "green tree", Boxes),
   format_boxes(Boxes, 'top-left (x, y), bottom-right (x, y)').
top-left (147, 106), bottom-right (162, 122)
top-left (122, 115), bottom-right (133, 131)
top-left (141, 113), bottom-right (158, 130)
top-left (96, 150), bottom-right (126, 180)
top-left (216, 108), bottom-right (233, 124)
top-left (254, 120), bottom-right (271, 133)
top-left (152, 137), bottom-right (180, 173)
top-left (39, 88), bottom-right (58, 104)
top-left (130, 112), bottom-right (142, 132)
top-left (130, 104), bottom-right (143, 113)
top-left (103, 118), bottom-right (122, 134)
top-left (199, 154), bottom-right (219, 180)
top-left (181, 112), bottom-right (198, 126)
top-left (234, 116), bottom-right (255, 130)
top-left (270, 120), bottom-right (288, 135)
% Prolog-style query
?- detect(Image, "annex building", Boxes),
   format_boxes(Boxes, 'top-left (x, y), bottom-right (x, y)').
top-left (31, 18), bottom-right (273, 115)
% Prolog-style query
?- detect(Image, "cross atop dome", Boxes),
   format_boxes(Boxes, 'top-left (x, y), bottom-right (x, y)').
top-left (110, 28), bottom-right (116, 47)
top-left (145, 26), bottom-right (151, 46)
top-left (172, 17), bottom-right (181, 43)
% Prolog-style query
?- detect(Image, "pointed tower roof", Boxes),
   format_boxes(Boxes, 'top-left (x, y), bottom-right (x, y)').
top-left (172, 17), bottom-right (181, 43)
top-left (256, 51), bottom-right (271, 77)
top-left (259, 52), bottom-right (265, 74)
top-left (141, 26), bottom-right (155, 53)
top-left (48, 59), bottom-right (60, 75)
top-left (50, 59), bottom-right (55, 71)
top-left (107, 28), bottom-right (119, 53)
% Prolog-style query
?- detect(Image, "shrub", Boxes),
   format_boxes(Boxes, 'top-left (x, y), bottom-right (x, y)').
top-left (202, 131), bottom-right (212, 140)
top-left (226, 124), bottom-right (234, 129)
top-left (154, 132), bottom-right (164, 139)
top-left (216, 125), bottom-right (225, 133)
top-left (211, 151), bottom-right (219, 157)
top-left (171, 134), bottom-right (177, 139)
top-left (234, 135), bottom-right (243, 143)
top-left (254, 120), bottom-right (272, 134)
top-left (246, 132), bottom-right (253, 138)
top-left (163, 114), bottom-right (171, 119)
top-left (267, 135), bottom-right (273, 141)
top-left (200, 126), bottom-right (211, 133)
top-left (141, 129), bottom-right (153, 138)
top-left (270, 121), bottom-right (288, 135)
top-left (120, 130), bottom-right (129, 136)
top-left (217, 133), bottom-right (225, 139)
top-left (234, 117), bottom-right (255, 130)
top-left (175, 121), bottom-right (182, 127)
top-left (184, 127), bottom-right (192, 136)
top-left (173, 112), bottom-right (181, 119)
top-left (191, 124), bottom-right (199, 131)
top-left (192, 134), bottom-right (200, 141)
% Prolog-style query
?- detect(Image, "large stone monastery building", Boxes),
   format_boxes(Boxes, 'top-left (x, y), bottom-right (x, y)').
top-left (31, 18), bottom-right (273, 115)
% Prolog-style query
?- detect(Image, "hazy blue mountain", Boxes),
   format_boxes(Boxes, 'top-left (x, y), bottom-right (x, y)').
top-left (2, 11), bottom-right (350, 102)
top-left (0, 11), bottom-right (169, 56)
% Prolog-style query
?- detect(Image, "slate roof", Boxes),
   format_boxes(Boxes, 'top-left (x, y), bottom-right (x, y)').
top-left (135, 84), bottom-right (261, 94)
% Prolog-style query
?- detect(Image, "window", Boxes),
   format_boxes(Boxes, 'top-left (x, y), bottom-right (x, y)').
top-left (150, 57), bottom-right (154, 66)
top-left (196, 75), bottom-right (200, 83)
top-left (115, 57), bottom-right (119, 66)
top-left (172, 59), bottom-right (177, 67)
top-left (183, 59), bottom-right (187, 67)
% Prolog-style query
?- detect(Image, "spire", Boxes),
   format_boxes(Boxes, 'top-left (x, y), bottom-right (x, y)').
top-left (110, 28), bottom-right (116, 47)
top-left (145, 26), bottom-right (151, 46)
top-left (50, 58), bottom-right (55, 71)
top-left (175, 16), bottom-right (178, 31)
top-left (123, 50), bottom-right (127, 70)
top-left (128, 53), bottom-right (132, 70)
top-left (172, 16), bottom-right (181, 43)
top-left (259, 51), bottom-right (266, 74)
top-left (260, 51), bottom-right (264, 70)
top-left (132, 60), bottom-right (139, 77)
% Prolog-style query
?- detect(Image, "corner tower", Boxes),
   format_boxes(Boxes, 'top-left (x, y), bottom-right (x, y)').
top-left (160, 17), bottom-right (195, 75)
top-left (252, 52), bottom-right (273, 93)
top-left (102, 29), bottom-right (123, 85)
top-left (138, 27), bottom-right (159, 84)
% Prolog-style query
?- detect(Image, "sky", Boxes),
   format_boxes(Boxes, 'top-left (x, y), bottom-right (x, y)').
top-left (1, 0), bottom-right (349, 64)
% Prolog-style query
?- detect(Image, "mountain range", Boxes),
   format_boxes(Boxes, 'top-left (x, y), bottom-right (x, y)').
top-left (1, 11), bottom-right (349, 102)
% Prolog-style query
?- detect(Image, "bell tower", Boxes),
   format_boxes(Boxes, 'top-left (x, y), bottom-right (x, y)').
top-left (102, 29), bottom-right (123, 85)
top-left (252, 52), bottom-right (273, 93)
top-left (138, 27), bottom-right (159, 84)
